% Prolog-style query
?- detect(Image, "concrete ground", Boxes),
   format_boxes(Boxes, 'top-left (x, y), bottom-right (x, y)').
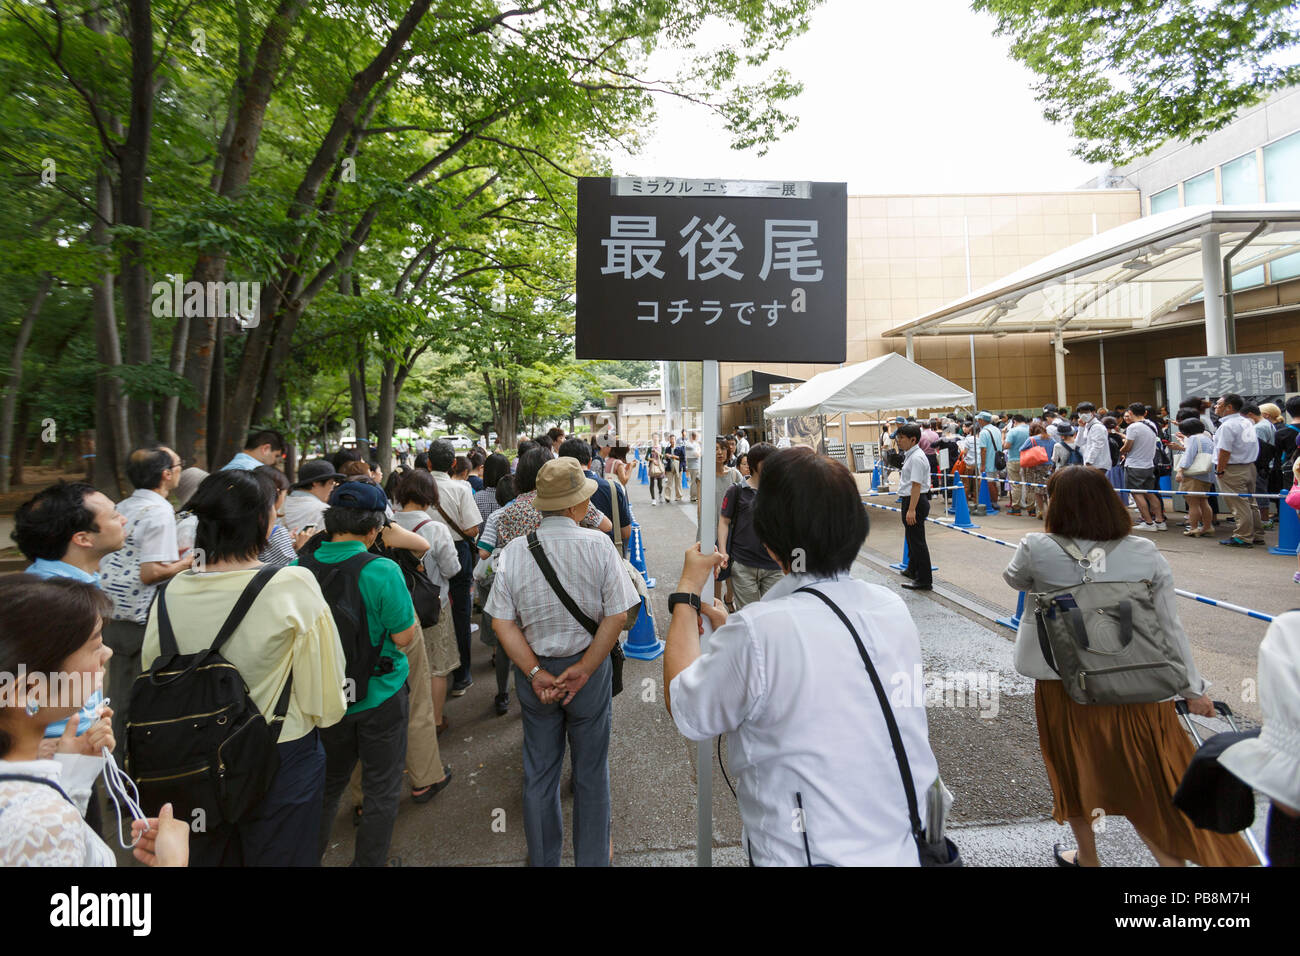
top-left (320, 467), bottom-right (1271, 867)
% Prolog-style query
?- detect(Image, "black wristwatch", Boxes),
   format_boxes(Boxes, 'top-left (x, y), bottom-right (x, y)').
top-left (669, 591), bottom-right (702, 615)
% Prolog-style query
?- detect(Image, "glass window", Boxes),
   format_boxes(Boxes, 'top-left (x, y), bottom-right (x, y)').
top-left (1183, 170), bottom-right (1217, 205)
top-left (1150, 186), bottom-right (1179, 214)
top-left (1221, 152), bottom-right (1259, 204)
top-left (1232, 264), bottom-right (1266, 290)
top-left (1264, 131), bottom-right (1300, 202)
top-left (1271, 252), bottom-right (1300, 282)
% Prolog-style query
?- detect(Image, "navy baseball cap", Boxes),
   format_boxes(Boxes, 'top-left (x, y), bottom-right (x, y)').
top-left (328, 479), bottom-right (388, 511)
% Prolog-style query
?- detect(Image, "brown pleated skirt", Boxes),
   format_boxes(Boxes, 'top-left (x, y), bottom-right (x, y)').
top-left (1034, 680), bottom-right (1257, 866)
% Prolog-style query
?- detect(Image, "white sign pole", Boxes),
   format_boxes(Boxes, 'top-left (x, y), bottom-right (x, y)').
top-left (697, 358), bottom-right (719, 866)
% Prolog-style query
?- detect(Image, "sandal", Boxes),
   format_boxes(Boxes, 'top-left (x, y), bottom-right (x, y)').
top-left (1053, 843), bottom-right (1080, 867)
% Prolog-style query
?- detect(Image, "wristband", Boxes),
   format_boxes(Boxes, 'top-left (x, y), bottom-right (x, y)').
top-left (669, 591), bottom-right (702, 615)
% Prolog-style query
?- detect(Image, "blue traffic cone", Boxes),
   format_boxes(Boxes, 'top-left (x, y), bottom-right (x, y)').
top-left (997, 590), bottom-right (1026, 630)
top-left (627, 520), bottom-right (655, 588)
top-left (1158, 473), bottom-right (1172, 494)
top-left (633, 446), bottom-right (642, 461)
top-left (871, 463), bottom-right (883, 491)
top-left (946, 481), bottom-right (979, 530)
top-left (638, 460), bottom-right (648, 484)
top-left (682, 468), bottom-right (689, 492)
top-left (1270, 494), bottom-right (1300, 555)
top-left (890, 537), bottom-right (937, 574)
top-left (977, 475), bottom-right (998, 513)
top-left (623, 595), bottom-right (663, 661)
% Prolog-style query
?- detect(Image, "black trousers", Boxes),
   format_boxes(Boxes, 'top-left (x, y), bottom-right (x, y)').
top-left (902, 496), bottom-right (932, 586)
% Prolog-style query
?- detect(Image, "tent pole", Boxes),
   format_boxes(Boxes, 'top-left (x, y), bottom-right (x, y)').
top-left (696, 359), bottom-right (719, 867)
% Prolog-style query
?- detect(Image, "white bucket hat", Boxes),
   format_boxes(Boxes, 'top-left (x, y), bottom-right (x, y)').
top-left (1219, 611), bottom-right (1300, 811)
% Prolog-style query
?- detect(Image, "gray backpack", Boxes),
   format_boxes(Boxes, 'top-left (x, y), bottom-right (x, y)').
top-left (1031, 535), bottom-right (1188, 705)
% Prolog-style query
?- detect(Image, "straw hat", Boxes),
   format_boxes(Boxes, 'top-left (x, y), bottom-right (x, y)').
top-left (533, 457), bottom-right (597, 512)
top-left (1219, 612), bottom-right (1300, 811)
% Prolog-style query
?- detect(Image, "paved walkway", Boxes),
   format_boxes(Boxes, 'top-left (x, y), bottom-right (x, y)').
top-left (322, 468), bottom-right (1268, 866)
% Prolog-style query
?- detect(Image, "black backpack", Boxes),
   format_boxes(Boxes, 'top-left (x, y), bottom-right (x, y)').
top-left (370, 519), bottom-right (441, 626)
top-left (126, 566), bottom-right (289, 828)
top-left (295, 544), bottom-right (391, 706)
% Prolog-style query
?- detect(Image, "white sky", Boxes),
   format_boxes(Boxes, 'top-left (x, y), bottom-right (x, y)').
top-left (614, 0), bottom-right (1110, 194)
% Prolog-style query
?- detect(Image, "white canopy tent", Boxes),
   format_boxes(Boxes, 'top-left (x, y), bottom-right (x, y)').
top-left (763, 351), bottom-right (975, 419)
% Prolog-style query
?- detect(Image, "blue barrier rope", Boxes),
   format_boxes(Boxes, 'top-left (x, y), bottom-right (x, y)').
top-left (860, 499), bottom-right (1275, 624)
top-left (971, 473), bottom-right (1281, 500)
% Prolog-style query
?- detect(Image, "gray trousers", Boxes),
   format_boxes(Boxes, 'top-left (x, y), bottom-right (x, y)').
top-left (319, 683), bottom-right (409, 866)
top-left (730, 561), bottom-right (783, 609)
top-left (103, 619), bottom-right (145, 762)
top-left (515, 653), bottom-right (612, 867)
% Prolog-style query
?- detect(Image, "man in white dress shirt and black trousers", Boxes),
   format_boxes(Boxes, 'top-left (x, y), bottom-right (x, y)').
top-left (896, 423), bottom-right (933, 591)
top-left (486, 457), bottom-right (638, 866)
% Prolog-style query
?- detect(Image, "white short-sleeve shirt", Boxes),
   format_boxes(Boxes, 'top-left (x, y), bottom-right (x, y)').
top-left (98, 489), bottom-right (180, 624)
top-left (669, 572), bottom-right (938, 866)
top-left (431, 471), bottom-right (482, 536)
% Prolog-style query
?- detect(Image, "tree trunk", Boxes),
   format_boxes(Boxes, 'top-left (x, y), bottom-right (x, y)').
top-left (9, 399), bottom-right (28, 488)
top-left (174, 0), bottom-right (307, 467)
top-left (349, 358), bottom-right (369, 442)
top-left (207, 321), bottom-right (226, 466)
top-left (0, 273), bottom-right (52, 493)
top-left (375, 357), bottom-right (397, 474)
top-left (118, 0), bottom-right (157, 447)
top-left (92, 166), bottom-right (129, 497)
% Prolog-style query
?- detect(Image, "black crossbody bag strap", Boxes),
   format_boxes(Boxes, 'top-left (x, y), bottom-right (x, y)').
top-left (526, 532), bottom-right (598, 636)
top-left (796, 586), bottom-right (924, 842)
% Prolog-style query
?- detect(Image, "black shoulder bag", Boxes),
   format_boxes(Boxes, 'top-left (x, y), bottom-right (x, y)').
top-left (796, 586), bottom-right (961, 866)
top-left (525, 531), bottom-right (623, 697)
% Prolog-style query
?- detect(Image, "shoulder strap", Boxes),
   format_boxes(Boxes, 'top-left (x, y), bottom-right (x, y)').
top-left (412, 518), bottom-right (433, 533)
top-left (209, 565), bottom-right (280, 654)
top-left (526, 531), bottom-right (598, 636)
top-left (432, 499), bottom-right (476, 544)
top-left (1045, 534), bottom-right (1086, 562)
top-left (156, 564), bottom-right (280, 657)
top-left (0, 774), bottom-right (76, 807)
top-left (795, 586), bottom-right (924, 842)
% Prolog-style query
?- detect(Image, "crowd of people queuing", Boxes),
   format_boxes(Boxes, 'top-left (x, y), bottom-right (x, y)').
top-left (877, 393), bottom-right (1294, 564)
top-left (3, 409), bottom-right (1296, 868)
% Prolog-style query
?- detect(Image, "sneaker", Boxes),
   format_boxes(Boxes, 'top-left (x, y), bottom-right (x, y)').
top-left (1219, 536), bottom-right (1253, 548)
top-left (1133, 522), bottom-right (1156, 532)
top-left (494, 693), bottom-right (510, 716)
top-left (1154, 521), bottom-right (1167, 531)
top-left (1007, 508), bottom-right (1023, 516)
top-left (1293, 572), bottom-right (1300, 585)
top-left (450, 678), bottom-right (473, 697)
top-left (1252, 538), bottom-right (1267, 546)
top-left (1262, 520), bottom-right (1277, 530)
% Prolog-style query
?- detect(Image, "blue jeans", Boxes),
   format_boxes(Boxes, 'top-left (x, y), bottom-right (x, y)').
top-left (515, 653), bottom-right (612, 867)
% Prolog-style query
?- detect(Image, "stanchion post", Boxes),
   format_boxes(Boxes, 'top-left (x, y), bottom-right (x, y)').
top-left (1270, 492), bottom-right (1300, 556)
top-left (996, 590), bottom-right (1026, 630)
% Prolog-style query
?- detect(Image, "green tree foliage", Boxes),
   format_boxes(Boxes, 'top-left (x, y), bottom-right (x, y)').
top-left (973, 0), bottom-right (1300, 164)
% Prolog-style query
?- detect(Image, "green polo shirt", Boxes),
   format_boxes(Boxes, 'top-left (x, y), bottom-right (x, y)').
top-left (295, 539), bottom-right (414, 714)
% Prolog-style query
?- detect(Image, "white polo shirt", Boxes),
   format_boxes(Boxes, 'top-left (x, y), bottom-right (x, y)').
top-left (670, 571), bottom-right (938, 866)
top-left (1213, 412), bottom-right (1259, 465)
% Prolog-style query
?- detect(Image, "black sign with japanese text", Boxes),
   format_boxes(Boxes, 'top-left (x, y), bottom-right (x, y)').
top-left (575, 177), bottom-right (846, 362)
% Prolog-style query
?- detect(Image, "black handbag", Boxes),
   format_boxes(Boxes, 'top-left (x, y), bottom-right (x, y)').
top-left (525, 532), bottom-right (624, 697)
top-left (797, 586), bottom-right (962, 866)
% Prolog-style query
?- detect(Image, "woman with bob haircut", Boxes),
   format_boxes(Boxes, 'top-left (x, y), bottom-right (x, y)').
top-left (0, 575), bottom-right (189, 866)
top-left (663, 447), bottom-right (942, 866)
top-left (1002, 465), bottom-right (1255, 867)
top-left (140, 469), bottom-right (348, 866)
